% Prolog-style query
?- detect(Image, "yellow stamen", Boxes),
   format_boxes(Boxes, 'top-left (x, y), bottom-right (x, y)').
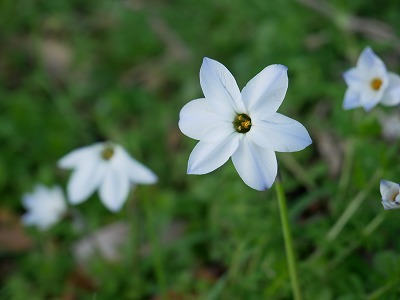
top-left (242, 120), bottom-right (251, 129)
top-left (370, 78), bottom-right (382, 91)
top-left (390, 193), bottom-right (398, 202)
top-left (234, 114), bottom-right (252, 133)
top-left (101, 146), bottom-right (114, 160)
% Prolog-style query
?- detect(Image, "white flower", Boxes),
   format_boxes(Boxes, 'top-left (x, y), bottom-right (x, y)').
top-left (178, 57), bottom-right (312, 191)
top-left (22, 185), bottom-right (67, 230)
top-left (380, 180), bottom-right (400, 210)
top-left (343, 47), bottom-right (400, 111)
top-left (58, 142), bottom-right (158, 212)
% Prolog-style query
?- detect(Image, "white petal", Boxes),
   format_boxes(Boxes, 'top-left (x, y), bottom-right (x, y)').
top-left (22, 194), bottom-right (34, 209)
top-left (343, 68), bottom-right (366, 90)
top-left (241, 64), bottom-right (288, 117)
top-left (201, 122), bottom-right (236, 143)
top-left (178, 98), bottom-right (225, 140)
top-left (381, 200), bottom-right (400, 210)
top-left (381, 73), bottom-right (400, 106)
top-left (380, 180), bottom-right (399, 200)
top-left (113, 146), bottom-right (158, 184)
top-left (58, 144), bottom-right (102, 169)
top-left (357, 47), bottom-right (386, 75)
top-left (50, 186), bottom-right (66, 210)
top-left (21, 184), bottom-right (66, 231)
top-left (343, 88), bottom-right (362, 110)
top-left (21, 213), bottom-right (36, 226)
top-left (187, 132), bottom-right (241, 174)
top-left (200, 57), bottom-right (245, 120)
top-left (231, 136), bottom-right (277, 191)
top-left (99, 167), bottom-right (130, 212)
top-left (247, 113), bottom-right (312, 152)
top-left (67, 158), bottom-right (106, 204)
top-left (360, 88), bottom-right (382, 111)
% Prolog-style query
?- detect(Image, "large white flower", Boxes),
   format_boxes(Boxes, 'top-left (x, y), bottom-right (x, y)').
top-left (179, 57), bottom-right (312, 191)
top-left (58, 142), bottom-right (157, 212)
top-left (380, 180), bottom-right (400, 210)
top-left (343, 47), bottom-right (400, 111)
top-left (22, 185), bottom-right (67, 230)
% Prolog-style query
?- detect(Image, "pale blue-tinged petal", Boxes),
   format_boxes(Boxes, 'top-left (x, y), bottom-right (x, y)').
top-left (58, 144), bottom-right (103, 169)
top-left (49, 186), bottom-right (65, 207)
top-left (33, 185), bottom-right (48, 201)
top-left (380, 180), bottom-right (399, 199)
top-left (99, 167), bottom-right (130, 212)
top-left (381, 73), bottom-right (400, 106)
top-left (357, 47), bottom-right (387, 75)
top-left (22, 194), bottom-right (35, 209)
top-left (67, 158), bottom-right (106, 204)
top-left (241, 64), bottom-right (288, 117)
top-left (381, 180), bottom-right (400, 210)
top-left (201, 122), bottom-right (236, 143)
top-left (187, 132), bottom-right (241, 174)
top-left (178, 98), bottom-right (225, 140)
top-left (247, 113), bottom-right (312, 152)
top-left (360, 88), bottom-right (382, 111)
top-left (343, 88), bottom-right (362, 110)
top-left (343, 68), bottom-right (367, 90)
top-left (231, 136), bottom-right (277, 191)
top-left (22, 213), bottom-right (53, 230)
top-left (21, 184), bottom-right (66, 230)
top-left (113, 146), bottom-right (158, 184)
top-left (382, 200), bottom-right (400, 210)
top-left (200, 57), bottom-right (245, 120)
top-left (21, 213), bottom-right (36, 226)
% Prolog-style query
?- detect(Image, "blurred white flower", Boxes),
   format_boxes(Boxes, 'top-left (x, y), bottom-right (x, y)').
top-left (343, 47), bottom-right (400, 111)
top-left (58, 142), bottom-right (157, 212)
top-left (179, 57), bottom-right (312, 191)
top-left (378, 111), bottom-right (400, 141)
top-left (22, 185), bottom-right (67, 230)
top-left (380, 180), bottom-right (400, 210)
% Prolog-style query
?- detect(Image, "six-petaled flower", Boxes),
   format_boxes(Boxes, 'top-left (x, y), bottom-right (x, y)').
top-left (380, 180), bottom-right (400, 210)
top-left (21, 185), bottom-right (67, 230)
top-left (179, 57), bottom-right (312, 191)
top-left (343, 47), bottom-right (400, 111)
top-left (58, 142), bottom-right (158, 212)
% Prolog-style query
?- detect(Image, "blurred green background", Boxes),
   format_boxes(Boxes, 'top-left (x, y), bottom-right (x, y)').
top-left (1, 0), bottom-right (400, 299)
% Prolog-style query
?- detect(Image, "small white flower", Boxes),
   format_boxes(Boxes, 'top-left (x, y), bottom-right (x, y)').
top-left (58, 142), bottom-right (157, 212)
top-left (380, 180), bottom-right (400, 210)
top-left (22, 185), bottom-right (67, 230)
top-left (343, 47), bottom-right (400, 111)
top-left (179, 57), bottom-right (312, 191)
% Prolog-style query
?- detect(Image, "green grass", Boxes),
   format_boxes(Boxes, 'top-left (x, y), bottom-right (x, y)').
top-left (1, 0), bottom-right (400, 298)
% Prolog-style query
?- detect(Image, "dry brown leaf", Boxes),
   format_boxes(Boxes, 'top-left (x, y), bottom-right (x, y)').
top-left (313, 130), bottom-right (344, 178)
top-left (378, 111), bottom-right (400, 142)
top-left (139, 221), bottom-right (186, 256)
top-left (38, 38), bottom-right (72, 82)
top-left (74, 220), bottom-right (186, 267)
top-left (73, 221), bottom-right (129, 266)
top-left (0, 207), bottom-right (32, 252)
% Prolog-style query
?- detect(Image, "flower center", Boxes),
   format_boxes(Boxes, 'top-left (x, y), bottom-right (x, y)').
top-left (101, 145), bottom-right (114, 160)
top-left (234, 114), bottom-right (252, 133)
top-left (370, 78), bottom-right (382, 91)
top-left (390, 192), bottom-right (399, 202)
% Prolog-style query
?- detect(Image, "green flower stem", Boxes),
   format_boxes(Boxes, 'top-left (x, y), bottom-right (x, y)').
top-left (275, 178), bottom-right (302, 300)
top-left (143, 189), bottom-right (166, 298)
top-left (125, 193), bottom-right (140, 290)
